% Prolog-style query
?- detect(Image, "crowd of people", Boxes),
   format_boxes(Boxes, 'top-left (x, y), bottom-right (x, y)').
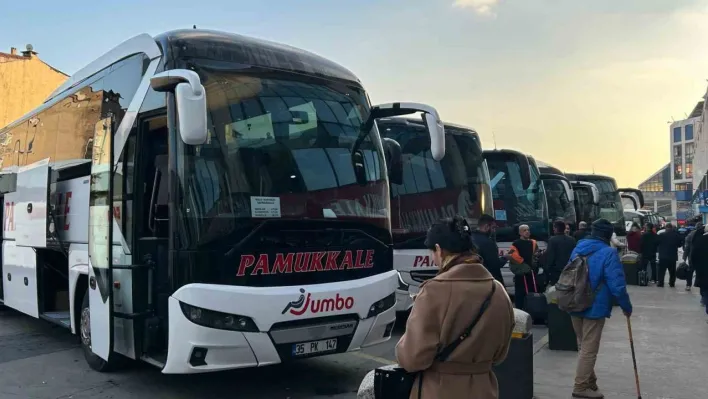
top-left (392, 214), bottom-right (707, 399)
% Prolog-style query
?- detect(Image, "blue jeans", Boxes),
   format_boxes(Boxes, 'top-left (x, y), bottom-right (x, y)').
top-left (701, 288), bottom-right (708, 314)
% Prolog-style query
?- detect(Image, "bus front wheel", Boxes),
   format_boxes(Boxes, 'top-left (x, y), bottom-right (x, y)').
top-left (80, 292), bottom-right (126, 372)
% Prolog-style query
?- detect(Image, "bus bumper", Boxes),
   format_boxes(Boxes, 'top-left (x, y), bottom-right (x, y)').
top-left (162, 272), bottom-right (398, 374)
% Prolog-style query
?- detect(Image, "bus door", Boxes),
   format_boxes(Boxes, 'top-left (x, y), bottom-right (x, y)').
top-left (88, 117), bottom-right (115, 360)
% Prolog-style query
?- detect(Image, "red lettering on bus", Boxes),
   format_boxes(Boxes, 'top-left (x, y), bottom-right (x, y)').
top-left (324, 251), bottom-right (341, 271)
top-left (413, 255), bottom-right (432, 267)
top-left (308, 251), bottom-right (326, 272)
top-left (237, 255), bottom-right (256, 276)
top-left (252, 254), bottom-right (270, 275)
top-left (272, 253), bottom-right (294, 274)
top-left (340, 251), bottom-right (353, 270)
top-left (237, 250), bottom-right (376, 277)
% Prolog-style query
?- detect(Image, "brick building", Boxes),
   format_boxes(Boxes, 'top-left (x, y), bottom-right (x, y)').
top-left (0, 45), bottom-right (68, 129)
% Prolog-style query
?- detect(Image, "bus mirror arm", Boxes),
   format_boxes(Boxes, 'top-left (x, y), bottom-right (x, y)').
top-left (150, 70), bottom-right (208, 146)
top-left (369, 102), bottom-right (446, 161)
top-left (148, 169), bottom-right (162, 234)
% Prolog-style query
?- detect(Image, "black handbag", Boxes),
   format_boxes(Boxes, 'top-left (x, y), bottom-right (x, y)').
top-left (373, 282), bottom-right (497, 399)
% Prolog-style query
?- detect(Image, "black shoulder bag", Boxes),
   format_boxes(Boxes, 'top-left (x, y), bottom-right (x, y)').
top-left (373, 282), bottom-right (497, 399)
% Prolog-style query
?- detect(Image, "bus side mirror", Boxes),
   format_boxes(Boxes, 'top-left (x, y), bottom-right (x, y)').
top-left (370, 102), bottom-right (446, 161)
top-left (516, 154), bottom-right (531, 188)
top-left (352, 150), bottom-right (367, 185)
top-left (382, 138), bottom-right (403, 185)
top-left (150, 69), bottom-right (208, 145)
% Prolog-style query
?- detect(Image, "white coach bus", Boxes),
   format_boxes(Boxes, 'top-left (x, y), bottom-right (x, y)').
top-left (0, 29), bottom-right (445, 374)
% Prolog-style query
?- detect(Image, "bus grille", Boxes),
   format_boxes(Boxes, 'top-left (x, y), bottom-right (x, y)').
top-left (410, 270), bottom-right (438, 283)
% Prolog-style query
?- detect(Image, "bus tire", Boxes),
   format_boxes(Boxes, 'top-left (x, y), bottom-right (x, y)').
top-left (80, 291), bottom-right (126, 372)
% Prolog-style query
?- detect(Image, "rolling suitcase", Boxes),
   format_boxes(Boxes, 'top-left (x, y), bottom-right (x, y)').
top-left (638, 269), bottom-right (648, 287)
top-left (523, 272), bottom-right (547, 323)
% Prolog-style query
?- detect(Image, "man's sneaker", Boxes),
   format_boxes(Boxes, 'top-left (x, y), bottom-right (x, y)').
top-left (572, 388), bottom-right (604, 398)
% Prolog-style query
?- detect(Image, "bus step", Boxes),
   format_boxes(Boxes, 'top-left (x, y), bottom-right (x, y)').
top-left (114, 310), bottom-right (154, 320)
top-left (140, 353), bottom-right (166, 368)
top-left (40, 311), bottom-right (71, 329)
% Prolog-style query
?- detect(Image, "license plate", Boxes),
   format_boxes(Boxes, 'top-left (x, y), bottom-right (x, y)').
top-left (292, 338), bottom-right (337, 356)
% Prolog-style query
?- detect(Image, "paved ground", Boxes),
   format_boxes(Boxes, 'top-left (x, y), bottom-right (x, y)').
top-left (534, 282), bottom-right (708, 399)
top-left (0, 304), bottom-right (548, 399)
top-left (4, 282), bottom-right (700, 399)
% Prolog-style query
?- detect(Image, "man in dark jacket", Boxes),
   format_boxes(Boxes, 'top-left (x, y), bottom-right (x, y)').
top-left (683, 222), bottom-right (703, 291)
top-left (657, 223), bottom-right (683, 287)
top-left (470, 214), bottom-right (505, 285)
top-left (573, 221), bottom-right (591, 242)
top-left (546, 220), bottom-right (576, 286)
top-left (640, 223), bottom-right (659, 283)
top-left (689, 226), bottom-right (708, 312)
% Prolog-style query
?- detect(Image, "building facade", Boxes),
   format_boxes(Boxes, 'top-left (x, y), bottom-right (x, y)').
top-left (0, 45), bottom-right (68, 129)
top-left (638, 164), bottom-right (677, 220)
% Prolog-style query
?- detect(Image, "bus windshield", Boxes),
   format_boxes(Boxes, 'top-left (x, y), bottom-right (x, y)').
top-left (177, 63), bottom-right (389, 248)
top-left (378, 120), bottom-right (492, 248)
top-left (543, 178), bottom-right (577, 227)
top-left (569, 175), bottom-right (625, 234)
top-left (484, 152), bottom-right (549, 242)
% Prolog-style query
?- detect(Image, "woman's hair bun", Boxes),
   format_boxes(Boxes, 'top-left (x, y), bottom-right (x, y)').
top-left (424, 215), bottom-right (476, 254)
top-left (450, 215), bottom-right (472, 239)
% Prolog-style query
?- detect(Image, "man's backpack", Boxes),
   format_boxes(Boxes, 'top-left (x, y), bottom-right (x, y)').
top-left (555, 255), bottom-right (596, 312)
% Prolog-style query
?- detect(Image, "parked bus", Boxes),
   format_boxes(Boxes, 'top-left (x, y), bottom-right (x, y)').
top-left (537, 161), bottom-right (602, 234)
top-left (537, 161), bottom-right (577, 233)
top-left (0, 30), bottom-right (446, 374)
top-left (483, 150), bottom-right (549, 294)
top-left (375, 118), bottom-right (492, 313)
top-left (565, 174), bottom-right (637, 245)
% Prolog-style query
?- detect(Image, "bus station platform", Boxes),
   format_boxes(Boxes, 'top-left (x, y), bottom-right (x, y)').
top-left (533, 284), bottom-right (708, 399)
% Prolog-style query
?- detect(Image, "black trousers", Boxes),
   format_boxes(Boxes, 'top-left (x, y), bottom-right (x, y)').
top-left (513, 273), bottom-right (538, 309)
top-left (658, 258), bottom-right (676, 287)
top-left (641, 256), bottom-right (657, 281)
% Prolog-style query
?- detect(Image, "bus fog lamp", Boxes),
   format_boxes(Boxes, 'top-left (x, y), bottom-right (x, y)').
top-left (179, 302), bottom-right (259, 333)
top-left (367, 293), bottom-right (396, 318)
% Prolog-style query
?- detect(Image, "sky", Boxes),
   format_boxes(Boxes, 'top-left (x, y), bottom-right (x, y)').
top-left (2, 0), bottom-right (708, 187)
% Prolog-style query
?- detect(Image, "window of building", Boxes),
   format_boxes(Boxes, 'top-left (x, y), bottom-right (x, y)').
top-left (686, 124), bottom-right (694, 140)
top-left (673, 144), bottom-right (683, 180)
top-left (673, 126), bottom-right (682, 143)
top-left (639, 172), bottom-right (665, 192)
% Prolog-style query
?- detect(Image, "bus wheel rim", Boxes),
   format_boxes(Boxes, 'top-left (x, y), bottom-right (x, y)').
top-left (81, 307), bottom-right (91, 349)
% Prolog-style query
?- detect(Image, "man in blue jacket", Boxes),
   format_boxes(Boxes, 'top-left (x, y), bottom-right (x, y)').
top-left (568, 219), bottom-right (633, 399)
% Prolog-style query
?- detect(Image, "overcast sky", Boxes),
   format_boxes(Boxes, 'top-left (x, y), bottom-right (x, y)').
top-left (2, 0), bottom-right (707, 186)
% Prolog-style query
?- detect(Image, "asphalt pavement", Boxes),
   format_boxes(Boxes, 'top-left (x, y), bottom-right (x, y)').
top-left (0, 303), bottom-right (551, 399)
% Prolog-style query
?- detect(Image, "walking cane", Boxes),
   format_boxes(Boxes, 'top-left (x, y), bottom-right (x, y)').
top-left (626, 316), bottom-right (642, 399)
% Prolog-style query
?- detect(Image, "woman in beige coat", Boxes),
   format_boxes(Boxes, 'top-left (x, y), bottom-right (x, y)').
top-left (396, 216), bottom-right (515, 399)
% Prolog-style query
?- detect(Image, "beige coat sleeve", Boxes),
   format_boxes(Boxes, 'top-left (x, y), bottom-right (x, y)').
top-left (395, 281), bottom-right (449, 372)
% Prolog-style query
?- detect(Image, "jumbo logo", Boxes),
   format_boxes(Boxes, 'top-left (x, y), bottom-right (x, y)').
top-left (237, 250), bottom-right (375, 277)
top-left (281, 288), bottom-right (355, 316)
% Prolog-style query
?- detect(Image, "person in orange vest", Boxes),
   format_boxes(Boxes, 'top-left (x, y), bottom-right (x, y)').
top-left (506, 224), bottom-right (539, 309)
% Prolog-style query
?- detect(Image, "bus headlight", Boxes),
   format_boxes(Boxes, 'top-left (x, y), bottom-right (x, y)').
top-left (179, 302), bottom-right (259, 333)
top-left (367, 293), bottom-right (396, 318)
top-left (397, 272), bottom-right (409, 290)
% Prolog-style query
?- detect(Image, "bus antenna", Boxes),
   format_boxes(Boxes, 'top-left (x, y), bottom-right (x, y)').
top-left (493, 131), bottom-right (497, 150)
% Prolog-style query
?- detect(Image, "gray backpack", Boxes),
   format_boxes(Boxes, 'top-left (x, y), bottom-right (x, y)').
top-left (555, 255), bottom-right (596, 312)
